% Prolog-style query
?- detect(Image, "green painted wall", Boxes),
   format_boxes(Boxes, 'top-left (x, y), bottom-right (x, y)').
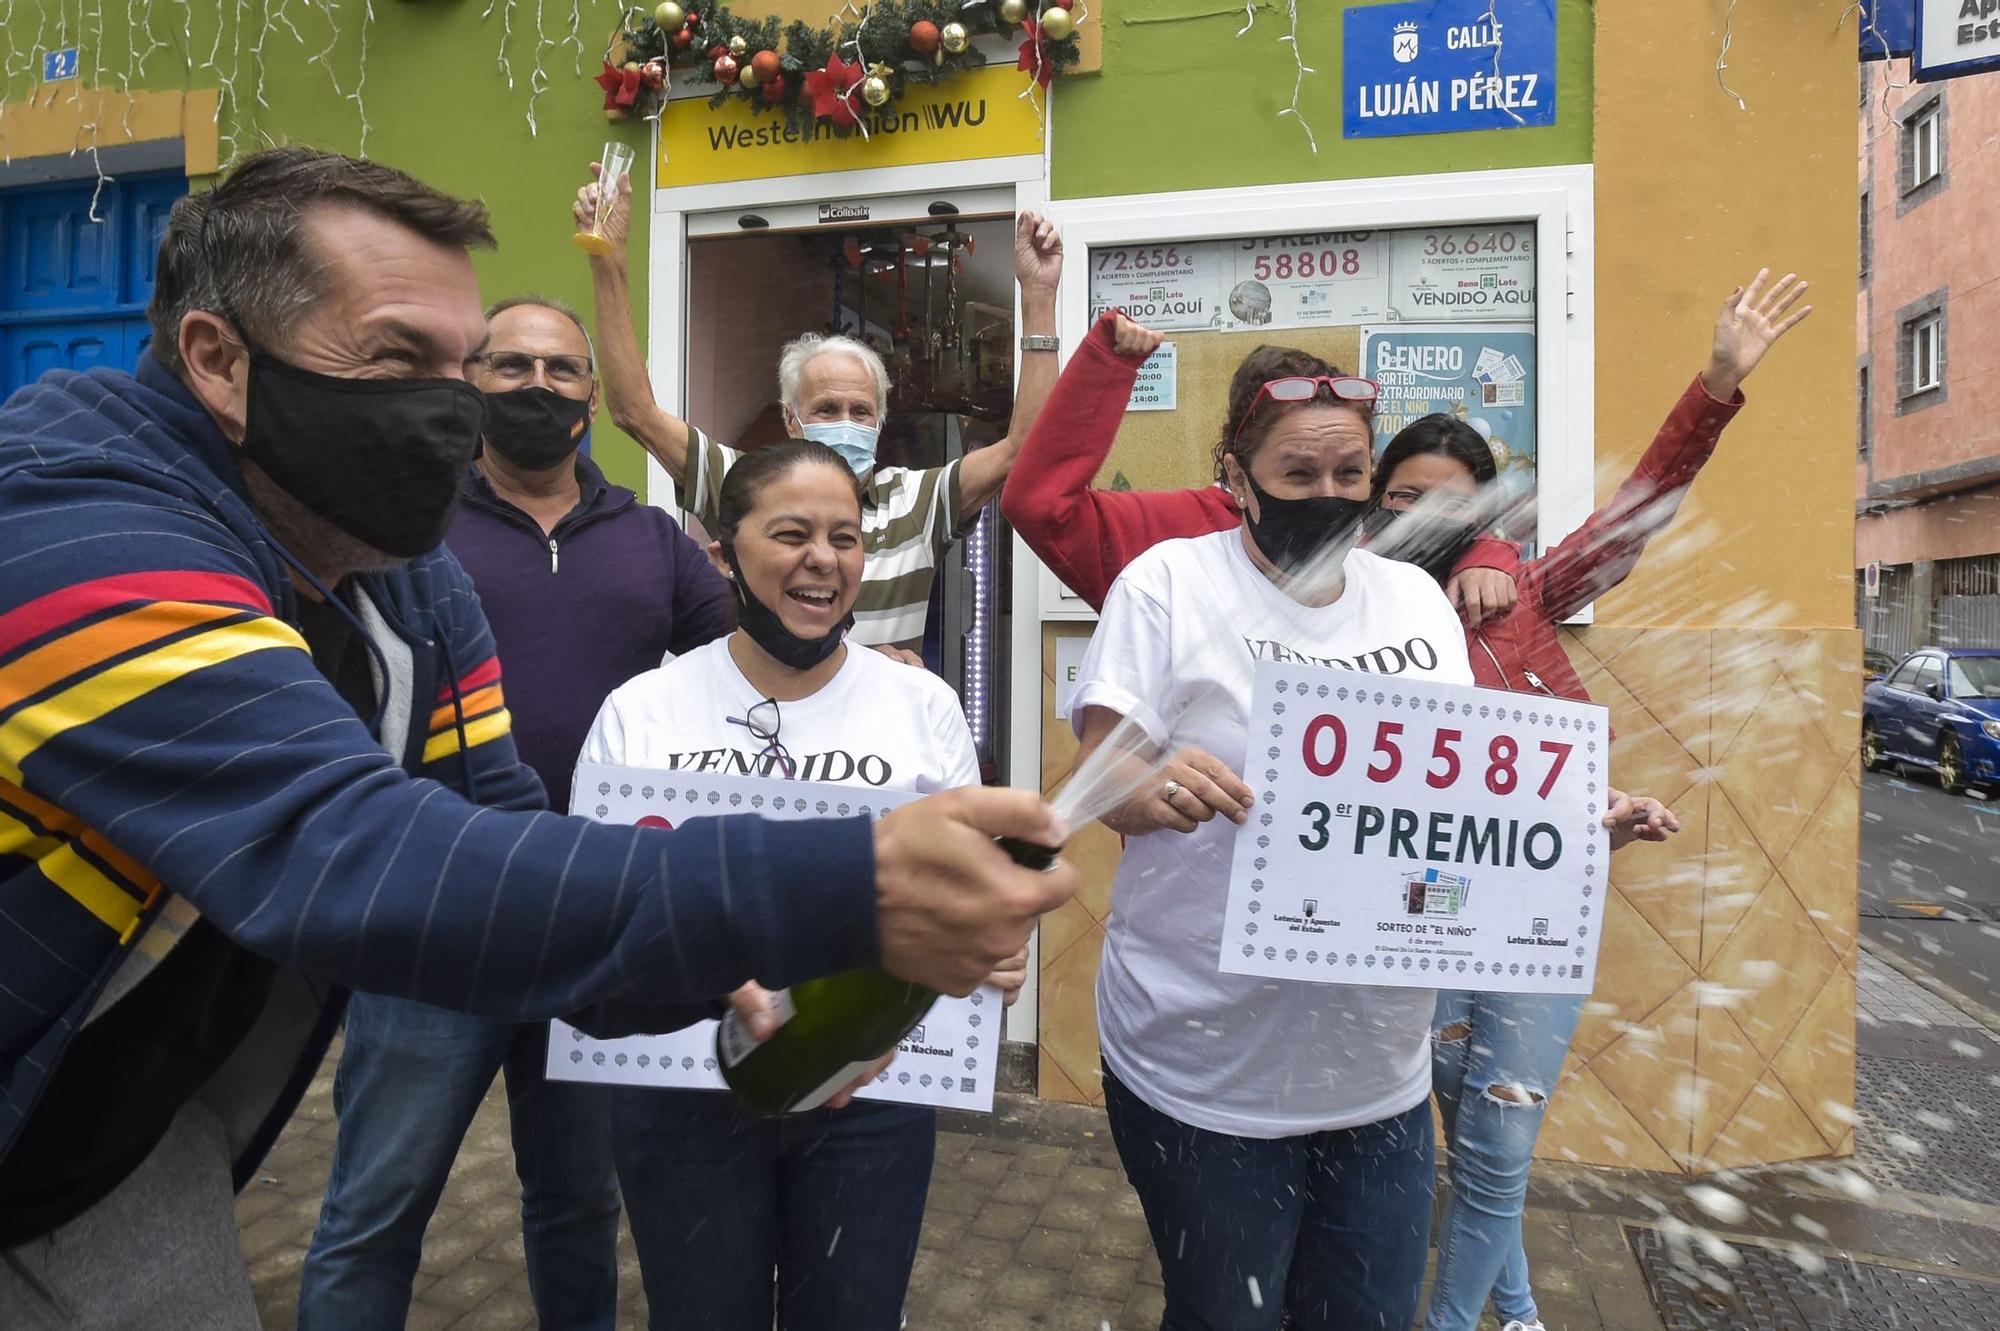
top-left (0, 2), bottom-right (655, 491)
top-left (1051, 0), bottom-right (1593, 199)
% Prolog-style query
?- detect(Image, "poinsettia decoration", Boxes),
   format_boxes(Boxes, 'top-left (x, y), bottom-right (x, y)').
top-left (1015, 17), bottom-right (1056, 88)
top-left (595, 60), bottom-right (645, 114)
top-left (803, 54), bottom-right (865, 127)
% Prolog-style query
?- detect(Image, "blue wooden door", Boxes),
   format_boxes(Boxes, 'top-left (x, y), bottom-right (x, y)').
top-left (1, 172), bottom-right (187, 397)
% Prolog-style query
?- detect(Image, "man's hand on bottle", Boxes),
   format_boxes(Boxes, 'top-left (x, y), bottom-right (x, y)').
top-left (872, 788), bottom-right (1076, 996)
top-left (988, 945), bottom-right (1030, 1009)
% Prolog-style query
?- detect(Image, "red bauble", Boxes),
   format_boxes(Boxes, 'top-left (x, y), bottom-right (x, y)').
top-left (640, 60), bottom-right (667, 90)
top-left (750, 49), bottom-right (782, 83)
top-left (671, 29), bottom-right (693, 49)
top-left (761, 76), bottom-right (786, 102)
top-left (909, 20), bottom-right (941, 55)
top-left (713, 53), bottom-right (740, 85)
top-left (706, 44), bottom-right (726, 60)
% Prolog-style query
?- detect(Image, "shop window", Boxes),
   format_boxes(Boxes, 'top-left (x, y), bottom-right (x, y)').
top-left (1050, 166), bottom-right (1592, 601)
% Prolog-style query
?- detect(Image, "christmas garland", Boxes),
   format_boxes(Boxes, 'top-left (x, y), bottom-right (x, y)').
top-left (596, 0), bottom-right (1082, 133)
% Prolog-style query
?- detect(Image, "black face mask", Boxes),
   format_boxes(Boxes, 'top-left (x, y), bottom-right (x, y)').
top-left (1361, 506), bottom-right (1482, 584)
top-left (482, 388), bottom-right (591, 472)
top-left (239, 349), bottom-right (487, 559)
top-left (721, 541), bottom-right (853, 671)
top-left (1239, 473), bottom-right (1372, 580)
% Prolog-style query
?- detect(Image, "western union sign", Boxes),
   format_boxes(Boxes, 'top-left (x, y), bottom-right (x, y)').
top-left (656, 66), bottom-right (1043, 186)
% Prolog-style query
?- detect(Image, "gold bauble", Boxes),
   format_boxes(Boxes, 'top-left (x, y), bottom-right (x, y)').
top-left (862, 75), bottom-right (891, 107)
top-left (727, 34), bottom-right (748, 58)
top-left (997, 0), bottom-right (1029, 24)
top-left (1039, 6), bottom-right (1074, 40)
top-left (940, 20), bottom-right (970, 53)
top-left (653, 1), bottom-right (683, 30)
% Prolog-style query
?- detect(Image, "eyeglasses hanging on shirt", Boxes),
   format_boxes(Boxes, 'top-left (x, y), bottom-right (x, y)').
top-left (726, 697), bottom-right (797, 780)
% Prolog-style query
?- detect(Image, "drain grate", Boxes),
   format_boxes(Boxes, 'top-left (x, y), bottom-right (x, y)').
top-left (1630, 1226), bottom-right (2000, 1331)
top-left (1855, 1054), bottom-right (2000, 1206)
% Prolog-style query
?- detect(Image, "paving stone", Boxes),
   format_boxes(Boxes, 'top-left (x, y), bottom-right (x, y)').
top-left (1070, 1253), bottom-right (1140, 1302)
top-left (1014, 1143), bottom-right (1075, 1177)
top-left (959, 1148), bottom-right (1016, 1182)
top-left (1123, 1280), bottom-right (1168, 1328)
top-left (988, 1265), bottom-right (1065, 1309)
top-left (947, 1233), bottom-right (1021, 1281)
top-left (992, 1168), bottom-right (1063, 1206)
top-left (1020, 1225), bottom-right (1087, 1271)
top-left (969, 1200), bottom-right (1041, 1242)
top-left (1080, 1216), bottom-right (1155, 1260)
top-left (1037, 1191), bottom-right (1106, 1232)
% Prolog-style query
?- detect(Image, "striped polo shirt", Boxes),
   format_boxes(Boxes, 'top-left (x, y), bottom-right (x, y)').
top-left (685, 428), bottom-right (966, 653)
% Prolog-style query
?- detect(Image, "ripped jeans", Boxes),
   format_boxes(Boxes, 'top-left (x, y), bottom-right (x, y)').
top-left (1423, 989), bottom-right (1586, 1331)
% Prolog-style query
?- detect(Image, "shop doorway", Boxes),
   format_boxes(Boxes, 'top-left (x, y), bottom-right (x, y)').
top-left (681, 200), bottom-right (1018, 776)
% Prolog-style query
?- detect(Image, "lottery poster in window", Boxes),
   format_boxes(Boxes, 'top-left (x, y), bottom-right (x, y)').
top-left (1221, 665), bottom-right (1610, 995)
top-left (1223, 232), bottom-right (1391, 329)
top-left (1087, 242), bottom-right (1225, 331)
top-left (1362, 325), bottom-right (1537, 549)
top-left (544, 766), bottom-right (1000, 1113)
top-left (1386, 223), bottom-right (1536, 321)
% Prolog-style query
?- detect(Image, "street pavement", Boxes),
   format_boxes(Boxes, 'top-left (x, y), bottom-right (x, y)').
top-left (1859, 768), bottom-right (2000, 1017)
top-left (238, 950), bottom-right (2000, 1330)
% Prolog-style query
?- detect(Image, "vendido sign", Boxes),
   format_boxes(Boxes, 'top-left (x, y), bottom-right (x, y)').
top-left (1343, 0), bottom-right (1557, 140)
top-left (1916, 0), bottom-right (2000, 79)
top-left (656, 65), bottom-right (1043, 187)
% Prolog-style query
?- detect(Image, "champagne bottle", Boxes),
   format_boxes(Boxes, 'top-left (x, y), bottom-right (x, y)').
top-left (716, 835), bottom-right (1060, 1115)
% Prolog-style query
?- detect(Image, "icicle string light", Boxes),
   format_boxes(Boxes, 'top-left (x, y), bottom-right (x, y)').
top-left (525, 0), bottom-right (550, 136)
top-left (1484, 0), bottom-right (1524, 127)
top-left (1715, 0), bottom-right (1746, 111)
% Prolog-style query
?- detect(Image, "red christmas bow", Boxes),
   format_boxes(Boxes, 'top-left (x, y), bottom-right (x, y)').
top-left (1016, 20), bottom-right (1055, 88)
top-left (595, 60), bottom-right (644, 110)
top-left (804, 54), bottom-right (864, 126)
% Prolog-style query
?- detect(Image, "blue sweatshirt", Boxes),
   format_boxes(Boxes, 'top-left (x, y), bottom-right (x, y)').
top-left (0, 356), bottom-right (879, 1186)
top-left (448, 456), bottom-right (733, 813)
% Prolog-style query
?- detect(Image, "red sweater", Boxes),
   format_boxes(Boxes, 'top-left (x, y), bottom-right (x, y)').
top-left (1002, 312), bottom-right (1744, 704)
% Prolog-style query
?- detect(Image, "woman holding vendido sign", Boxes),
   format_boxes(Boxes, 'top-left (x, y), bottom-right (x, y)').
top-left (578, 439), bottom-right (1024, 1330)
top-left (1065, 355), bottom-right (1475, 1331)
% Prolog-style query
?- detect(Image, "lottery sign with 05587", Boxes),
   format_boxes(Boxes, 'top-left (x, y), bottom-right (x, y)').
top-left (1220, 663), bottom-right (1610, 995)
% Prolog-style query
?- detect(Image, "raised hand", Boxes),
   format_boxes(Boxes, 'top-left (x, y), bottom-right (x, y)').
top-left (1015, 211), bottom-right (1063, 295)
top-left (1109, 312), bottom-right (1165, 363)
top-left (573, 163), bottom-right (635, 257)
top-left (1445, 565), bottom-right (1518, 627)
top-left (1701, 268), bottom-right (1812, 400)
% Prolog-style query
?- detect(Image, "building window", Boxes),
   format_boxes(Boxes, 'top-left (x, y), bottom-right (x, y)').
top-left (1896, 92), bottom-right (1947, 215)
top-left (1909, 315), bottom-right (1942, 395)
top-left (1857, 364), bottom-right (1870, 458)
top-left (1908, 105), bottom-right (1940, 190)
top-left (1859, 190), bottom-right (1871, 282)
top-left (1894, 289), bottom-right (1948, 413)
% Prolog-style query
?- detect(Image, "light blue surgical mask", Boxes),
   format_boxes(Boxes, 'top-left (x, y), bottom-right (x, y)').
top-left (798, 419), bottom-right (880, 477)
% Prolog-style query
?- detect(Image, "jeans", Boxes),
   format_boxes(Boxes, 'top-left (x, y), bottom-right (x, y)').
top-left (1102, 1065), bottom-right (1434, 1331)
top-left (1423, 988), bottom-right (1587, 1331)
top-left (612, 1086), bottom-right (934, 1331)
top-left (299, 994), bottom-right (622, 1330)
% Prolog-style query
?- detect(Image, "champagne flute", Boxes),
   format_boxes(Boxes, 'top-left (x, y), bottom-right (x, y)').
top-left (573, 141), bottom-right (636, 256)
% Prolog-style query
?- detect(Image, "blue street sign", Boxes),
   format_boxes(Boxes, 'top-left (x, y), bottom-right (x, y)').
top-left (1857, 1), bottom-right (1917, 60)
top-left (42, 47), bottom-right (79, 82)
top-left (1344, 0), bottom-right (1557, 140)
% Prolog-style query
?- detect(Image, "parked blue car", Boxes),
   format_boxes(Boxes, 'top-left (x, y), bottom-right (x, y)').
top-left (1861, 647), bottom-right (2000, 795)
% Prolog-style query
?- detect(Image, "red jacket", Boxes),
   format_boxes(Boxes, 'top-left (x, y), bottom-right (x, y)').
top-left (1002, 312), bottom-right (1744, 705)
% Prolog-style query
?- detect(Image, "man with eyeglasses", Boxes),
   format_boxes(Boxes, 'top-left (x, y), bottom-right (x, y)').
top-left (298, 296), bottom-right (733, 1328)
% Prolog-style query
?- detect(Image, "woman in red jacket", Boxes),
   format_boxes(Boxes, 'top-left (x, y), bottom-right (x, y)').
top-left (1364, 268), bottom-right (1810, 1331)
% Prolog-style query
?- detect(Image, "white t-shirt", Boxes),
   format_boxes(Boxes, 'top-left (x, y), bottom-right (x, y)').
top-left (1069, 530), bottom-right (1474, 1139)
top-left (580, 637), bottom-right (979, 795)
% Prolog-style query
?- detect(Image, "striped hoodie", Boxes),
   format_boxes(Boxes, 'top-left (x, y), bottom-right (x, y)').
top-left (0, 355), bottom-right (879, 1184)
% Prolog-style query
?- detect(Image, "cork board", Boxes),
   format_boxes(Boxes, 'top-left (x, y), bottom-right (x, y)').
top-left (1095, 325), bottom-right (1365, 494)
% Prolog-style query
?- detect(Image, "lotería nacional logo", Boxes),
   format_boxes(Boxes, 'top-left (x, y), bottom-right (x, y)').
top-left (1402, 867), bottom-right (1472, 919)
top-left (1392, 20), bottom-right (1421, 63)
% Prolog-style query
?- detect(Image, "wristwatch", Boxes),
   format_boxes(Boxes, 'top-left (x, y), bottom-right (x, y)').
top-left (1019, 334), bottom-right (1059, 353)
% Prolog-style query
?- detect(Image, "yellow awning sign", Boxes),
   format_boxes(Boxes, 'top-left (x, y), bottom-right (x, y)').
top-left (655, 66), bottom-right (1043, 187)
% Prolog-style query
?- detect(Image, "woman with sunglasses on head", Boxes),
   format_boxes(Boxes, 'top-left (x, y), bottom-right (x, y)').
top-left (1064, 349), bottom-right (1475, 1331)
top-left (1360, 269), bottom-right (1808, 1331)
top-left (577, 439), bottom-right (1024, 1331)
top-left (1001, 309), bottom-right (1525, 623)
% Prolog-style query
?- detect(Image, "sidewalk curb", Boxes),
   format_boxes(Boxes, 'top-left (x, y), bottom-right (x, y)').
top-left (1861, 936), bottom-right (2000, 1035)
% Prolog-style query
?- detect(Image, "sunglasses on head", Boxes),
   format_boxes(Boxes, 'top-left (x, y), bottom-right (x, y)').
top-left (1233, 375), bottom-right (1380, 446)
